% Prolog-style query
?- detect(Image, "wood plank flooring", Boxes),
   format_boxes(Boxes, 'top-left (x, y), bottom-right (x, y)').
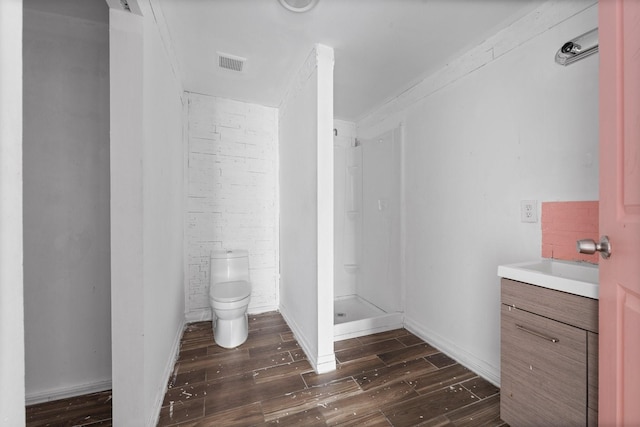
top-left (25, 390), bottom-right (112, 426)
top-left (25, 311), bottom-right (506, 426)
top-left (158, 311), bottom-right (506, 426)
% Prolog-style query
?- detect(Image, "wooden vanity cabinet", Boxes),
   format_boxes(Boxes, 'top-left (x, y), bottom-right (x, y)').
top-left (587, 332), bottom-right (598, 427)
top-left (500, 278), bottom-right (599, 426)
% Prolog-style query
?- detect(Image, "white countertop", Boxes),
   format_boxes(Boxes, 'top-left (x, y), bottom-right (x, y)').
top-left (498, 259), bottom-right (599, 300)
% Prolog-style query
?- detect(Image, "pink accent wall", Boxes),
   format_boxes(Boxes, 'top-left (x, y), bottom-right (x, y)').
top-left (541, 201), bottom-right (599, 264)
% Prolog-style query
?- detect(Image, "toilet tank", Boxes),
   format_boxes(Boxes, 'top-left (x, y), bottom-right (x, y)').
top-left (210, 250), bottom-right (250, 285)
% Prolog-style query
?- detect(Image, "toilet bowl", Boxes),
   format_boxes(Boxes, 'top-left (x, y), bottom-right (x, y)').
top-left (209, 250), bottom-right (252, 348)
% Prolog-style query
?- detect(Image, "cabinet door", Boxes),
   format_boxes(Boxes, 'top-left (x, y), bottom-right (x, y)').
top-left (587, 332), bottom-right (598, 426)
top-left (501, 304), bottom-right (587, 426)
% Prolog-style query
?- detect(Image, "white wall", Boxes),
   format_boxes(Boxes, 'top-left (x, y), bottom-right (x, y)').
top-left (0, 0), bottom-right (25, 423)
top-left (185, 93), bottom-right (278, 320)
top-left (141, 0), bottom-right (185, 420)
top-left (110, 9), bottom-right (145, 424)
top-left (280, 44), bottom-right (336, 373)
top-left (110, 1), bottom-right (185, 424)
top-left (22, 5), bottom-right (111, 403)
top-left (358, 1), bottom-right (598, 385)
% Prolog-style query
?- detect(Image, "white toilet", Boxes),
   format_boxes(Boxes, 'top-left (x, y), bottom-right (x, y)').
top-left (209, 250), bottom-right (252, 348)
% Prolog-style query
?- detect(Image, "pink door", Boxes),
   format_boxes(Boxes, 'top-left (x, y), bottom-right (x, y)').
top-left (599, 0), bottom-right (640, 425)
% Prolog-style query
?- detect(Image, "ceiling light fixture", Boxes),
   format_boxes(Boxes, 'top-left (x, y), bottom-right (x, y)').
top-left (278, 0), bottom-right (318, 13)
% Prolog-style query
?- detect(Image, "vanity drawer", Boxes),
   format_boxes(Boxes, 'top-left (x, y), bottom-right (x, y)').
top-left (501, 278), bottom-right (598, 333)
top-left (501, 304), bottom-right (587, 426)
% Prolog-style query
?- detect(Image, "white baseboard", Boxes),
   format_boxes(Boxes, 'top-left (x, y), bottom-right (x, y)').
top-left (248, 304), bottom-right (279, 315)
top-left (25, 379), bottom-right (112, 406)
top-left (279, 305), bottom-right (336, 374)
top-left (185, 308), bottom-right (212, 323)
top-left (184, 304), bottom-right (279, 324)
top-left (404, 316), bottom-right (500, 386)
top-left (148, 316), bottom-right (187, 427)
top-left (315, 351), bottom-right (337, 374)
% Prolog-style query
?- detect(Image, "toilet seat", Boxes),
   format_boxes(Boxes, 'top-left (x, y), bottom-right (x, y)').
top-left (210, 280), bottom-right (251, 303)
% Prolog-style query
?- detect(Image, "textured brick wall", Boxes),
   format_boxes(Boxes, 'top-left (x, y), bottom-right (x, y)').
top-left (186, 93), bottom-right (278, 317)
top-left (541, 201), bottom-right (599, 264)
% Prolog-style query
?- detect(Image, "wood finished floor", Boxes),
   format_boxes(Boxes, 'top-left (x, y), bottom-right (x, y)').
top-left (25, 390), bottom-right (112, 426)
top-left (26, 311), bottom-right (507, 426)
top-left (162, 311), bottom-right (506, 426)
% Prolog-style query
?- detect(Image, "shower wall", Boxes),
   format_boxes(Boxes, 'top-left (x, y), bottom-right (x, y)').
top-left (334, 123), bottom-right (402, 314)
top-left (333, 120), bottom-right (359, 298)
top-left (359, 128), bottom-right (402, 313)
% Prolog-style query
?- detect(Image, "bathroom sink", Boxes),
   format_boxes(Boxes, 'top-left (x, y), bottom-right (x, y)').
top-left (498, 259), bottom-right (599, 299)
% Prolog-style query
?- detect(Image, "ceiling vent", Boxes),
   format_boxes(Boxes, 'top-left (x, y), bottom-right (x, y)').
top-left (217, 52), bottom-right (246, 73)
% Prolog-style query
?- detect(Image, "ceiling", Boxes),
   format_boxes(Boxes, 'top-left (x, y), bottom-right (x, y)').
top-left (26, 0), bottom-right (544, 121)
top-left (158, 0), bottom-right (543, 121)
top-left (24, 0), bottom-right (109, 23)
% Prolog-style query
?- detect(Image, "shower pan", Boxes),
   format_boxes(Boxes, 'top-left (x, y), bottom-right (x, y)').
top-left (333, 125), bottom-right (403, 341)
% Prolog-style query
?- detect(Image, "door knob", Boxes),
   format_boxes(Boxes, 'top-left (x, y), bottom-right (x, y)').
top-left (577, 235), bottom-right (611, 259)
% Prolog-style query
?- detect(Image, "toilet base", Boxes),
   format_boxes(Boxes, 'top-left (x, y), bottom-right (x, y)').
top-left (213, 313), bottom-right (249, 348)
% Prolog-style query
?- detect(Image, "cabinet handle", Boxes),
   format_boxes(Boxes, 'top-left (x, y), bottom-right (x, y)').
top-left (516, 324), bottom-right (560, 343)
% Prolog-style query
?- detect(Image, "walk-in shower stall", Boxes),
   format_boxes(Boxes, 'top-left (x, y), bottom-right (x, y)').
top-left (334, 124), bottom-right (403, 341)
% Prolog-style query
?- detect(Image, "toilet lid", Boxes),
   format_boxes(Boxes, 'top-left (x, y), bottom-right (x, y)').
top-left (210, 281), bottom-right (251, 303)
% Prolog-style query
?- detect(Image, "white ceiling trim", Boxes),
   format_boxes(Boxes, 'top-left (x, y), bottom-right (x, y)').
top-left (148, 0), bottom-right (184, 95)
top-left (357, 0), bottom-right (598, 134)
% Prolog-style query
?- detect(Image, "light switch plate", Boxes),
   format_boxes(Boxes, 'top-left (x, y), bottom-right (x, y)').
top-left (521, 200), bottom-right (538, 223)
